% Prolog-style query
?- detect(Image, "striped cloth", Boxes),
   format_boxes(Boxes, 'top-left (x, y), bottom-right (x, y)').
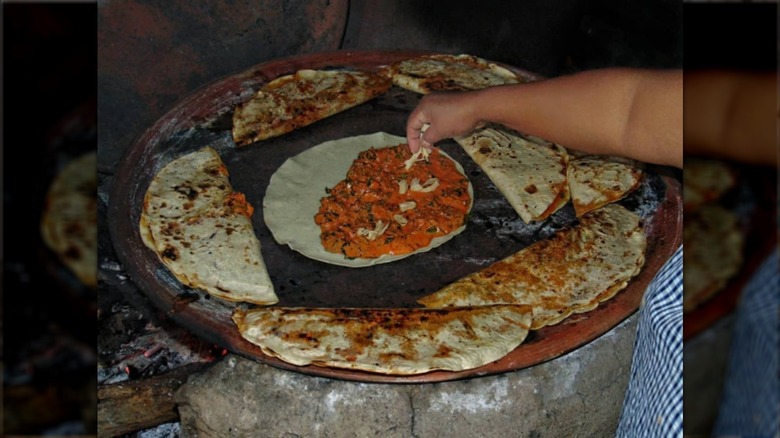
top-left (616, 246), bottom-right (683, 437)
top-left (713, 248), bottom-right (779, 438)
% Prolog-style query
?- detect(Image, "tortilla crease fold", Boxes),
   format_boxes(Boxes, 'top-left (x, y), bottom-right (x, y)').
top-left (418, 204), bottom-right (646, 329)
top-left (140, 146), bottom-right (278, 305)
top-left (233, 305), bottom-right (532, 375)
top-left (456, 126), bottom-right (570, 223)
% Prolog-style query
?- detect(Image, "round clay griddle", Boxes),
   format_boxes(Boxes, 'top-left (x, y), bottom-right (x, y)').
top-left (108, 50), bottom-right (682, 383)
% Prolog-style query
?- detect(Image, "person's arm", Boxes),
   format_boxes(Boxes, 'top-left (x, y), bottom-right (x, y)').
top-left (683, 70), bottom-right (777, 167)
top-left (407, 68), bottom-right (682, 168)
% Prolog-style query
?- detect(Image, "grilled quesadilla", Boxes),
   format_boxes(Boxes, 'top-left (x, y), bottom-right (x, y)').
top-left (379, 53), bottom-right (521, 94)
top-left (264, 132), bottom-right (473, 268)
top-left (41, 151), bottom-right (98, 288)
top-left (683, 204), bottom-right (744, 312)
top-left (455, 126), bottom-right (570, 223)
top-left (140, 147), bottom-right (278, 305)
top-left (418, 204), bottom-right (646, 329)
top-left (233, 305), bottom-right (532, 375)
top-left (232, 69), bottom-right (391, 146)
top-left (567, 155), bottom-right (643, 217)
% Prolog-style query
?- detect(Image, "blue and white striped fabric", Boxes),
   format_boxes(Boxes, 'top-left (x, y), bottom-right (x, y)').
top-left (713, 248), bottom-right (779, 438)
top-left (616, 246), bottom-right (683, 437)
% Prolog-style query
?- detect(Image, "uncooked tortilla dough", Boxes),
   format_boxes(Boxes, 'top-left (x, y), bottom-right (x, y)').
top-left (263, 132), bottom-right (473, 267)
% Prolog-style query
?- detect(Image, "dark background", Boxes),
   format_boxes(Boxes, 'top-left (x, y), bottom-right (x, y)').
top-left (681, 3), bottom-right (777, 437)
top-left (684, 3), bottom-right (777, 71)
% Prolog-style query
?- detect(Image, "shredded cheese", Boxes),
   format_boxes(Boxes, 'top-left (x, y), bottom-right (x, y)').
top-left (357, 220), bottom-right (389, 241)
top-left (393, 214), bottom-right (408, 226)
top-left (410, 177), bottom-right (440, 193)
top-left (403, 147), bottom-right (431, 171)
top-left (399, 201), bottom-right (417, 212)
top-left (397, 179), bottom-right (408, 195)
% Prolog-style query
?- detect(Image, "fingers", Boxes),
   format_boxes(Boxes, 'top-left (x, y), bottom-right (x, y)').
top-left (407, 92), bottom-right (475, 152)
top-left (407, 100), bottom-right (444, 152)
top-left (407, 124), bottom-right (436, 153)
top-left (406, 106), bottom-right (428, 153)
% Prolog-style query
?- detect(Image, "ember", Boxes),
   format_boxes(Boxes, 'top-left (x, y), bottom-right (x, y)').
top-left (98, 300), bottom-right (224, 385)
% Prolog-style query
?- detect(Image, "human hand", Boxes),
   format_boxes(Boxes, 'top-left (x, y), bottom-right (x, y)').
top-left (406, 91), bottom-right (484, 153)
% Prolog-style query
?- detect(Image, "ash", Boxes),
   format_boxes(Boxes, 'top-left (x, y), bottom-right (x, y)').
top-left (136, 421), bottom-right (181, 438)
top-left (98, 300), bottom-right (223, 385)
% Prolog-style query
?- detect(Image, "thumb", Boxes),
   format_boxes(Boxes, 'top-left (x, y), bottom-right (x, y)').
top-left (420, 123), bottom-right (443, 148)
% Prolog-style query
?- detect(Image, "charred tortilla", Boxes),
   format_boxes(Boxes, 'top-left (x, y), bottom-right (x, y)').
top-left (418, 204), bottom-right (646, 329)
top-left (232, 69), bottom-right (391, 146)
top-left (140, 147), bottom-right (278, 305)
top-left (232, 305), bottom-right (532, 375)
top-left (380, 54), bottom-right (521, 94)
top-left (455, 126), bottom-right (570, 223)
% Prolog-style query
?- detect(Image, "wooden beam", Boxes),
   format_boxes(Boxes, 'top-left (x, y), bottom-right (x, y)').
top-left (97, 363), bottom-right (209, 437)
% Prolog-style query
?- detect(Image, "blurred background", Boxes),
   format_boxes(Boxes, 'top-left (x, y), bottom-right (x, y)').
top-left (682, 2), bottom-right (778, 437)
top-left (3, 2), bottom-right (97, 436)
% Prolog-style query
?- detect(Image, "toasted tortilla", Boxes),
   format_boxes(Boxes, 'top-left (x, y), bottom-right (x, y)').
top-left (418, 204), bottom-right (646, 329)
top-left (140, 147), bottom-right (278, 305)
top-left (567, 155), bottom-right (643, 217)
top-left (455, 126), bottom-right (570, 223)
top-left (233, 305), bottom-right (532, 375)
top-left (683, 204), bottom-right (744, 312)
top-left (41, 151), bottom-right (98, 288)
top-left (263, 132), bottom-right (473, 267)
top-left (232, 69), bottom-right (391, 146)
top-left (683, 158), bottom-right (738, 213)
top-left (379, 54), bottom-right (521, 94)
